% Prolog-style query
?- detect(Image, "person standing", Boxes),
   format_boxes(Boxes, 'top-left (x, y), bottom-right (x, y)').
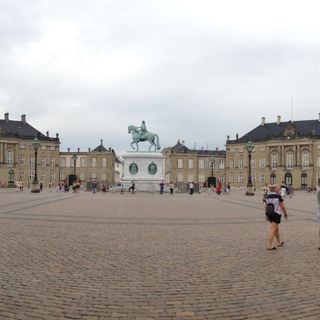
top-left (129, 181), bottom-right (135, 194)
top-left (265, 184), bottom-right (288, 250)
top-left (159, 181), bottom-right (164, 195)
top-left (189, 182), bottom-right (194, 195)
top-left (316, 179), bottom-right (320, 250)
top-left (169, 182), bottom-right (174, 195)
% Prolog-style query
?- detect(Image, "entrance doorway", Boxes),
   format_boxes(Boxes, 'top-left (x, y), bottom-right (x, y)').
top-left (207, 176), bottom-right (216, 188)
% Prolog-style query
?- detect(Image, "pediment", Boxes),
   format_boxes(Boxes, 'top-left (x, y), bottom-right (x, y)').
top-left (283, 122), bottom-right (299, 137)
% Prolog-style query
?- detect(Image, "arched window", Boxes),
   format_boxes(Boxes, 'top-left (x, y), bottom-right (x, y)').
top-left (285, 173), bottom-right (292, 186)
top-left (270, 173), bottom-right (276, 184)
top-left (271, 153), bottom-right (278, 168)
top-left (301, 173), bottom-right (308, 189)
top-left (302, 151), bottom-right (309, 167)
top-left (286, 152), bottom-right (294, 169)
top-left (7, 149), bottom-right (13, 166)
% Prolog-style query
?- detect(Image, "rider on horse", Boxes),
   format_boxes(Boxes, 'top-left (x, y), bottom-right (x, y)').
top-left (138, 120), bottom-right (147, 140)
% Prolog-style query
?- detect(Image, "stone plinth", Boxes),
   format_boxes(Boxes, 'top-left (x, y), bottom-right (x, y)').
top-left (121, 151), bottom-right (164, 192)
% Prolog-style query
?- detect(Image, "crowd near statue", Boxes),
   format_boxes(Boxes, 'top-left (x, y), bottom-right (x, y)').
top-left (128, 120), bottom-right (161, 151)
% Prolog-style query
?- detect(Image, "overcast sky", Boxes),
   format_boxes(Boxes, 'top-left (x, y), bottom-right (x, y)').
top-left (1, 0), bottom-right (320, 154)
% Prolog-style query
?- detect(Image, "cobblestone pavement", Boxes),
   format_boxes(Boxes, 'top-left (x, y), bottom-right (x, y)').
top-left (0, 188), bottom-right (319, 320)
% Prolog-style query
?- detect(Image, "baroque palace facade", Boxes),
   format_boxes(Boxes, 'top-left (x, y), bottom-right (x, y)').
top-left (0, 113), bottom-right (115, 189)
top-left (163, 140), bottom-right (226, 191)
top-left (226, 115), bottom-right (320, 190)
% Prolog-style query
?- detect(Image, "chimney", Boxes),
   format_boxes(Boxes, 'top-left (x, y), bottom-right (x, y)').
top-left (77, 148), bottom-right (80, 152)
top-left (236, 133), bottom-right (239, 140)
top-left (181, 140), bottom-right (185, 145)
top-left (56, 133), bottom-right (59, 138)
top-left (227, 135), bottom-right (230, 141)
top-left (46, 131), bottom-right (49, 137)
top-left (216, 147), bottom-right (219, 151)
top-left (88, 148), bottom-right (91, 152)
top-left (21, 114), bottom-right (26, 124)
top-left (277, 115), bottom-right (281, 125)
top-left (4, 113), bottom-right (9, 121)
top-left (68, 148), bottom-right (70, 152)
top-left (261, 117), bottom-right (265, 126)
top-left (318, 113), bottom-right (320, 122)
top-left (100, 139), bottom-right (103, 146)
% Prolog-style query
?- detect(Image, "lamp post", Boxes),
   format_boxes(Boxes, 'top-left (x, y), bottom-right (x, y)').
top-left (245, 140), bottom-right (255, 196)
top-left (210, 157), bottom-right (214, 187)
top-left (31, 137), bottom-right (41, 193)
top-left (72, 154), bottom-right (78, 180)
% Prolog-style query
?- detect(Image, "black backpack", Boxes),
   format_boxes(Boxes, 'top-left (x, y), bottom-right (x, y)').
top-left (265, 202), bottom-right (275, 215)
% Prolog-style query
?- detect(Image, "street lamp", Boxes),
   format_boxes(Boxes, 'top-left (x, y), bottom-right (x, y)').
top-left (72, 154), bottom-right (78, 179)
top-left (210, 157), bottom-right (214, 187)
top-left (245, 140), bottom-right (255, 196)
top-left (31, 137), bottom-right (41, 193)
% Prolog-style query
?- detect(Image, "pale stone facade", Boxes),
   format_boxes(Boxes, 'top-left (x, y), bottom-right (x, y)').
top-left (163, 140), bottom-right (226, 192)
top-left (226, 115), bottom-right (320, 190)
top-left (59, 141), bottom-right (115, 189)
top-left (0, 113), bottom-right (60, 188)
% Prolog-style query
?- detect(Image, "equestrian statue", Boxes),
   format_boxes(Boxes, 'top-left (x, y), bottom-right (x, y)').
top-left (128, 120), bottom-right (161, 151)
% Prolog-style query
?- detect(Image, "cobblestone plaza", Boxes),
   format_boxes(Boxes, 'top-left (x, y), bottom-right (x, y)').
top-left (0, 189), bottom-right (320, 319)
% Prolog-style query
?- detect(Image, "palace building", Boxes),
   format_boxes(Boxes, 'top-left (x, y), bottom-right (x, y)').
top-left (163, 140), bottom-right (226, 192)
top-left (0, 113), bottom-right (60, 188)
top-left (226, 115), bottom-right (320, 190)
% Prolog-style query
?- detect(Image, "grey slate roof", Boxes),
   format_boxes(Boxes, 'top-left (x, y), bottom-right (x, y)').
top-left (229, 119), bottom-right (320, 144)
top-left (0, 119), bottom-right (57, 141)
top-left (164, 142), bottom-right (226, 156)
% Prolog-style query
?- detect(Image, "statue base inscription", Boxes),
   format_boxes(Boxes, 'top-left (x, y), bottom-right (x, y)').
top-left (121, 151), bottom-right (164, 192)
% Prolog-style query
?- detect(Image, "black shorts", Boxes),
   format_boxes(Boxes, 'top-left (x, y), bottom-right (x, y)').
top-left (267, 212), bottom-right (281, 224)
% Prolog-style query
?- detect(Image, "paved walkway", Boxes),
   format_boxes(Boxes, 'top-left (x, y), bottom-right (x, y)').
top-left (0, 188), bottom-right (319, 319)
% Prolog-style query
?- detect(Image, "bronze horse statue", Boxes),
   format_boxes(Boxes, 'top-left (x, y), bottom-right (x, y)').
top-left (128, 125), bottom-right (161, 151)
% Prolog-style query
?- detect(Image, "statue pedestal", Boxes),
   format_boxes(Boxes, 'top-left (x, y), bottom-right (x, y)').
top-left (121, 151), bottom-right (164, 192)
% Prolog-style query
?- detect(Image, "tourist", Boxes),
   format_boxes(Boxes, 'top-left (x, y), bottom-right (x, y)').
top-left (265, 184), bottom-right (288, 250)
top-left (316, 179), bottom-right (320, 250)
top-left (169, 182), bottom-right (174, 195)
top-left (129, 181), bottom-right (135, 194)
top-left (189, 182), bottom-right (194, 195)
top-left (159, 181), bottom-right (164, 195)
top-left (262, 183), bottom-right (269, 203)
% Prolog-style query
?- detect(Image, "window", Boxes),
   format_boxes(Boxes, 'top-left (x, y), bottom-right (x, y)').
top-left (30, 155), bottom-right (35, 167)
top-left (40, 171), bottom-right (46, 180)
top-left (50, 171), bottom-right (55, 181)
top-left (80, 173), bottom-right (85, 180)
top-left (238, 147), bottom-right (244, 153)
top-left (229, 160), bottom-right (234, 169)
top-left (41, 156), bottom-right (46, 166)
top-left (317, 156), bottom-right (320, 168)
top-left (199, 159), bottom-right (205, 169)
top-left (259, 159), bottom-right (266, 168)
top-left (302, 151), bottom-right (309, 167)
top-left (50, 146), bottom-right (55, 151)
top-left (259, 173), bottom-right (265, 183)
top-left (238, 172), bottom-right (243, 183)
top-left (50, 157), bottom-right (55, 167)
top-left (91, 157), bottom-right (97, 167)
top-left (178, 159), bottom-right (183, 169)
top-left (188, 174), bottom-right (193, 182)
top-left (60, 171), bottom-right (65, 180)
top-left (19, 144), bottom-right (26, 149)
top-left (270, 173), bottom-right (276, 185)
top-left (80, 157), bottom-right (87, 167)
top-left (271, 153), bottom-right (278, 168)
top-left (198, 174), bottom-right (205, 183)
top-left (188, 159), bottom-right (194, 169)
top-left (102, 158), bottom-right (107, 168)
top-left (60, 157), bottom-right (66, 167)
top-left (19, 155), bottom-right (25, 165)
top-left (177, 172), bottom-right (184, 182)
top-left (251, 159), bottom-right (256, 169)
top-left (7, 149), bottom-right (13, 166)
top-left (286, 152), bottom-right (294, 169)
top-left (229, 173), bottom-right (234, 183)
top-left (101, 173), bottom-right (106, 180)
top-left (219, 159), bottom-right (224, 169)
top-left (19, 171), bottom-right (25, 180)
top-left (91, 172), bottom-right (97, 179)
top-left (238, 159), bottom-right (243, 169)
top-left (29, 170), bottom-right (35, 180)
